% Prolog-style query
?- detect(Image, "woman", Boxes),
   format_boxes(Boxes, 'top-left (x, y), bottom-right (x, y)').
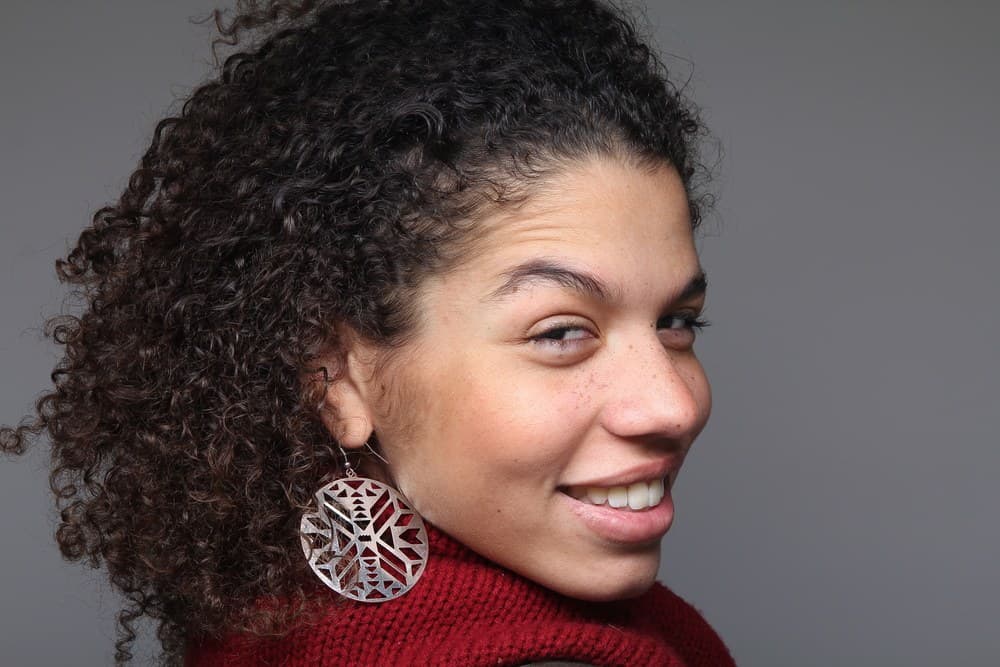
top-left (1, 0), bottom-right (733, 664)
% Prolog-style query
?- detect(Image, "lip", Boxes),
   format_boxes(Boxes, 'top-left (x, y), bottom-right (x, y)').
top-left (560, 458), bottom-right (678, 489)
top-left (560, 488), bottom-right (674, 544)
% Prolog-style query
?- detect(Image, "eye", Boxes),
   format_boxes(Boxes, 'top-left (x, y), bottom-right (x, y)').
top-left (656, 312), bottom-right (709, 347)
top-left (526, 320), bottom-right (600, 364)
top-left (533, 325), bottom-right (593, 343)
top-left (657, 314), bottom-right (710, 332)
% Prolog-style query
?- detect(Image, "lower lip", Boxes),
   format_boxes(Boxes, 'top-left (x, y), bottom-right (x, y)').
top-left (561, 490), bottom-right (675, 544)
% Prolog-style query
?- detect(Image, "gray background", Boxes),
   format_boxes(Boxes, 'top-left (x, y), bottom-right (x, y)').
top-left (2, 1), bottom-right (997, 665)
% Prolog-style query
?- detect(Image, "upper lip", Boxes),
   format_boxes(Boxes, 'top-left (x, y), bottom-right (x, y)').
top-left (561, 458), bottom-right (679, 489)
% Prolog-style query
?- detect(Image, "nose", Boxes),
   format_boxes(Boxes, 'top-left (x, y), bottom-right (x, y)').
top-left (599, 334), bottom-right (710, 443)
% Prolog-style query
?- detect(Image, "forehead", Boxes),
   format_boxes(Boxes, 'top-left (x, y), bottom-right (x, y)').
top-left (451, 157), bottom-right (698, 287)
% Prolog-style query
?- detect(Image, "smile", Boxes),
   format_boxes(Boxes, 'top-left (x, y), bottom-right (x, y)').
top-left (563, 477), bottom-right (666, 511)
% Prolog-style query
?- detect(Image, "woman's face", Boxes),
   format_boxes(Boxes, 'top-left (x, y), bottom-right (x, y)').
top-left (346, 156), bottom-right (710, 601)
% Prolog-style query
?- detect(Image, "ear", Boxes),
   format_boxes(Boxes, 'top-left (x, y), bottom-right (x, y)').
top-left (318, 329), bottom-right (379, 450)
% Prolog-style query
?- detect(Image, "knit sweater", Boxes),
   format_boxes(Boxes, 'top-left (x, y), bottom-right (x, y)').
top-left (187, 526), bottom-right (735, 666)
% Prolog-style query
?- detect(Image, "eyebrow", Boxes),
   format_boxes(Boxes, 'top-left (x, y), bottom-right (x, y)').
top-left (488, 260), bottom-right (615, 302)
top-left (677, 271), bottom-right (708, 302)
top-left (487, 259), bottom-right (707, 304)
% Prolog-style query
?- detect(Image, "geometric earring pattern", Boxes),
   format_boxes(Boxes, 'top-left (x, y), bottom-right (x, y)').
top-left (300, 477), bottom-right (429, 603)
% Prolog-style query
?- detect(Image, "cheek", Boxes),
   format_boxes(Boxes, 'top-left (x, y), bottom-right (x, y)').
top-left (384, 365), bottom-right (587, 508)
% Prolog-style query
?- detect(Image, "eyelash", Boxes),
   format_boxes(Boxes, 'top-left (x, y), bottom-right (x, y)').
top-left (530, 314), bottom-right (710, 347)
top-left (531, 325), bottom-right (593, 346)
top-left (657, 314), bottom-right (711, 332)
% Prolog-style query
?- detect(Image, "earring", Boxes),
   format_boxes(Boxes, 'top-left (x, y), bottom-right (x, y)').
top-left (300, 447), bottom-right (429, 602)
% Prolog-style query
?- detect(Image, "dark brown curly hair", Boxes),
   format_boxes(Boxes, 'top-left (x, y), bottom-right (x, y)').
top-left (1, 0), bottom-right (710, 662)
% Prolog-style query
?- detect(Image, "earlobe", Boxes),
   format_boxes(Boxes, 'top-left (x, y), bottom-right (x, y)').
top-left (319, 338), bottom-right (378, 449)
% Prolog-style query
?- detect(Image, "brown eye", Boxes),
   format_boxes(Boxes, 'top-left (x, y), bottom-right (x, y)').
top-left (534, 326), bottom-right (592, 342)
top-left (526, 321), bottom-right (600, 365)
top-left (656, 313), bottom-right (709, 350)
top-left (656, 314), bottom-right (709, 332)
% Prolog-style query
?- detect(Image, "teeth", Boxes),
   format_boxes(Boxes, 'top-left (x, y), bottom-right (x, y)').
top-left (649, 477), bottom-right (664, 507)
top-left (607, 487), bottom-right (628, 508)
top-left (587, 487), bottom-right (608, 504)
top-left (627, 482), bottom-right (648, 510)
top-left (567, 478), bottom-right (666, 511)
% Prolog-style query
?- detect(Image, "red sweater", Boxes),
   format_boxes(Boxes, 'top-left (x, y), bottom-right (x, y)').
top-left (187, 526), bottom-right (735, 666)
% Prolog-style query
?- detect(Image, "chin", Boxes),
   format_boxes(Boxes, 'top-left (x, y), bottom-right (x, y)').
top-left (545, 554), bottom-right (660, 602)
top-left (574, 575), bottom-right (657, 602)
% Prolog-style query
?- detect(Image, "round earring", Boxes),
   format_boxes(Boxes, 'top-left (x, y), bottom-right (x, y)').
top-left (300, 447), bottom-right (429, 602)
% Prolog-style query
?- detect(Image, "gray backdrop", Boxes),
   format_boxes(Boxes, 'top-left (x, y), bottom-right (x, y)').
top-left (2, 1), bottom-right (997, 665)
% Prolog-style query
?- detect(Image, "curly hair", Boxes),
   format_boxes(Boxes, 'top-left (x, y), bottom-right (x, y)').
top-left (1, 0), bottom-right (709, 662)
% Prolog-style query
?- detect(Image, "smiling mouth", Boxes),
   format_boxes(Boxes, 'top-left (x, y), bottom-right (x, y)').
top-left (561, 477), bottom-right (667, 511)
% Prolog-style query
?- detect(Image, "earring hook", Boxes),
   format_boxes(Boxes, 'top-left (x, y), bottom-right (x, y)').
top-left (338, 446), bottom-right (357, 478)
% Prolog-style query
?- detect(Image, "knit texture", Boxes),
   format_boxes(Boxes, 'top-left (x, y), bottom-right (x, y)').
top-left (186, 526), bottom-right (735, 666)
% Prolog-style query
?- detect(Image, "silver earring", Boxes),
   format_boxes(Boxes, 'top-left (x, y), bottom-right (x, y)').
top-left (300, 447), bottom-right (428, 602)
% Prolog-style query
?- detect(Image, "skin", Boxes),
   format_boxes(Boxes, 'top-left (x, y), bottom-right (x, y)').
top-left (327, 155), bottom-right (711, 601)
